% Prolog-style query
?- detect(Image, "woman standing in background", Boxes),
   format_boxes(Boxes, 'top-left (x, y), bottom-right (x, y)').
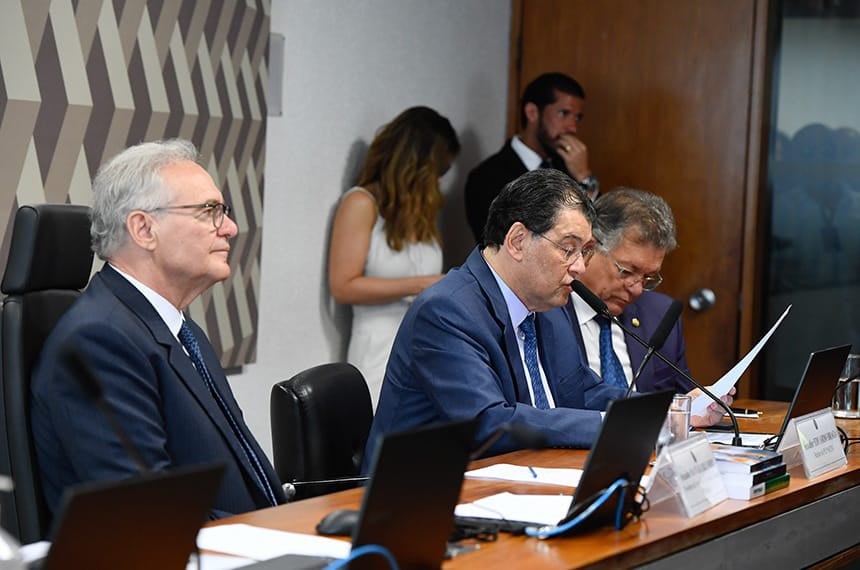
top-left (328, 107), bottom-right (460, 410)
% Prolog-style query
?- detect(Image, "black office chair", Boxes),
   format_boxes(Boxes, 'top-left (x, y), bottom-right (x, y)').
top-left (270, 363), bottom-right (373, 500)
top-left (0, 204), bottom-right (93, 543)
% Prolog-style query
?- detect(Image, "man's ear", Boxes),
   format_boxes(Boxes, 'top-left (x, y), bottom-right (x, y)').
top-left (126, 211), bottom-right (158, 251)
top-left (503, 221), bottom-right (530, 262)
top-left (524, 102), bottom-right (540, 126)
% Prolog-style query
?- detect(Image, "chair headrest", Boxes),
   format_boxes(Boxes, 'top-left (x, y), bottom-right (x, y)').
top-left (2, 204), bottom-right (94, 294)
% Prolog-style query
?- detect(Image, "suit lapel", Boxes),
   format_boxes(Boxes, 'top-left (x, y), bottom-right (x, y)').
top-left (464, 249), bottom-right (531, 404)
top-left (98, 267), bottom-right (267, 491)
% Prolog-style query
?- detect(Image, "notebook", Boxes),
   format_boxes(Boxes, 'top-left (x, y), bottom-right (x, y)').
top-left (32, 463), bottom-right (225, 570)
top-left (769, 344), bottom-right (851, 450)
top-left (456, 390), bottom-right (674, 534)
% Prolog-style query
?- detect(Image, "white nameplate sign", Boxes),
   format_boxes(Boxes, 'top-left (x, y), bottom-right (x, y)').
top-left (794, 409), bottom-right (847, 478)
top-left (659, 433), bottom-right (727, 517)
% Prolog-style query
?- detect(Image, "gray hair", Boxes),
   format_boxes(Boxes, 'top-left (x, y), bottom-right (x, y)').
top-left (592, 188), bottom-right (677, 253)
top-left (91, 139), bottom-right (200, 259)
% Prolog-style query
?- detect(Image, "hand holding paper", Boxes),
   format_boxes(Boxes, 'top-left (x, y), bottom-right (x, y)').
top-left (690, 305), bottom-right (791, 416)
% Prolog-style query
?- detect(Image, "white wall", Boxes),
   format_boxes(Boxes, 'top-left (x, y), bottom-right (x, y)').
top-left (228, 0), bottom-right (512, 456)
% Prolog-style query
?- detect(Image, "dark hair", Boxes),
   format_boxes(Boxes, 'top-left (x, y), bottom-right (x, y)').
top-left (592, 188), bottom-right (677, 252)
top-left (520, 72), bottom-right (586, 127)
top-left (357, 106), bottom-right (460, 250)
top-left (483, 169), bottom-right (594, 247)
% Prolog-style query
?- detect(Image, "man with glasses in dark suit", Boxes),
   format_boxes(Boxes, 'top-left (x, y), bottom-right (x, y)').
top-left (570, 188), bottom-right (694, 394)
top-left (31, 139), bottom-right (285, 519)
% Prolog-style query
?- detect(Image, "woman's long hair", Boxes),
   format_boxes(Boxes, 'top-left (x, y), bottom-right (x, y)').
top-left (357, 106), bottom-right (460, 251)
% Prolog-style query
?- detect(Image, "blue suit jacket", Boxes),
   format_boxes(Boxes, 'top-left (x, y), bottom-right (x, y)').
top-left (364, 248), bottom-right (626, 467)
top-left (568, 291), bottom-right (694, 393)
top-left (31, 265), bottom-right (285, 518)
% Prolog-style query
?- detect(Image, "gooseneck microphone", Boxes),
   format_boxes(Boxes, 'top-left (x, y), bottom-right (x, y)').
top-left (571, 281), bottom-right (742, 446)
top-left (626, 299), bottom-right (684, 399)
top-left (285, 423), bottom-right (548, 500)
top-left (283, 476), bottom-right (369, 501)
top-left (69, 352), bottom-right (151, 472)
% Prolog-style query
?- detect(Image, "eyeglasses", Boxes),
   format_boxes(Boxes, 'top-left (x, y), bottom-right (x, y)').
top-left (607, 252), bottom-right (663, 291)
top-left (535, 233), bottom-right (596, 266)
top-left (148, 201), bottom-right (231, 229)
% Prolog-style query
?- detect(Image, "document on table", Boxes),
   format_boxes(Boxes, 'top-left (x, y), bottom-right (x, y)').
top-left (197, 524), bottom-right (350, 561)
top-left (691, 305), bottom-right (791, 416)
top-left (705, 432), bottom-right (774, 447)
top-left (465, 463), bottom-right (583, 487)
top-left (455, 492), bottom-right (571, 526)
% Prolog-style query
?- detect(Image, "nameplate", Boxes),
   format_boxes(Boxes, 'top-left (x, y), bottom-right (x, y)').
top-left (794, 409), bottom-right (847, 478)
top-left (655, 433), bottom-right (727, 517)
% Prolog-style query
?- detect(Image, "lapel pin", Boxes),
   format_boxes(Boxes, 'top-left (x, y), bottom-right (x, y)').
top-left (631, 318), bottom-right (640, 327)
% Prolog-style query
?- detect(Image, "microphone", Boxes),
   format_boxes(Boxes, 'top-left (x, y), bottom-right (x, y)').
top-left (68, 352), bottom-right (151, 472)
top-left (571, 281), bottom-right (743, 446)
top-left (285, 424), bottom-right (548, 500)
top-left (283, 476), bottom-right (369, 501)
top-left (470, 422), bottom-right (548, 460)
top-left (625, 299), bottom-right (684, 398)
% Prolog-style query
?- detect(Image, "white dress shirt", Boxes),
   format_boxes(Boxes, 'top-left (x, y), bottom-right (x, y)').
top-left (570, 293), bottom-right (635, 389)
top-left (484, 258), bottom-right (557, 408)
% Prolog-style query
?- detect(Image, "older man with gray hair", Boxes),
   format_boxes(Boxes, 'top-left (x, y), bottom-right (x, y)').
top-left (570, 188), bottom-right (693, 394)
top-left (31, 139), bottom-right (285, 519)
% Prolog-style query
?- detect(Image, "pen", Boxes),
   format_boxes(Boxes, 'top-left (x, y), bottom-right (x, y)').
top-left (527, 466), bottom-right (538, 478)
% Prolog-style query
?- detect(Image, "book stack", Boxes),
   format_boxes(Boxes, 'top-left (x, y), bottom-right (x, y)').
top-left (711, 445), bottom-right (790, 500)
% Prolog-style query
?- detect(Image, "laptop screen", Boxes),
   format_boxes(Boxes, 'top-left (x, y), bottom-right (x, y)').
top-left (772, 344), bottom-right (851, 449)
top-left (351, 419), bottom-right (478, 570)
top-left (42, 464), bottom-right (224, 570)
top-left (560, 390), bottom-right (674, 532)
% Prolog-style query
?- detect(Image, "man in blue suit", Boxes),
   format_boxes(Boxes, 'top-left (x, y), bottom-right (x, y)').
top-left (570, 188), bottom-right (693, 394)
top-left (31, 139), bottom-right (285, 518)
top-left (366, 170), bottom-right (730, 464)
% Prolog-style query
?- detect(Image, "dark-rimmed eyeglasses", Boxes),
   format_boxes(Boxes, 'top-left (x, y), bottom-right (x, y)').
top-left (148, 201), bottom-right (231, 229)
top-left (607, 252), bottom-right (663, 291)
top-left (535, 233), bottom-right (596, 266)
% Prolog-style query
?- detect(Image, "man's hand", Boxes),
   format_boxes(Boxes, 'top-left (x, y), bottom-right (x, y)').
top-left (555, 134), bottom-right (590, 181)
top-left (689, 387), bottom-right (736, 428)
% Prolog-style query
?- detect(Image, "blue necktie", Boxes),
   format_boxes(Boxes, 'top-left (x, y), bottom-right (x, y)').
top-left (597, 316), bottom-right (627, 389)
top-left (178, 321), bottom-right (279, 506)
top-left (520, 314), bottom-right (550, 409)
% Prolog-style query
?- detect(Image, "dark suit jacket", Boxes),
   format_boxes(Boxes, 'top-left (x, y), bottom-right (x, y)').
top-left (464, 140), bottom-right (527, 242)
top-left (31, 265), bottom-right (285, 518)
top-left (464, 139), bottom-right (574, 243)
top-left (364, 248), bottom-right (625, 467)
top-left (568, 291), bottom-right (694, 393)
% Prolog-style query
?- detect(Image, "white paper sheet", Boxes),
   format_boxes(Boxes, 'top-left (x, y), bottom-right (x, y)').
top-left (465, 463), bottom-right (583, 487)
top-left (455, 492), bottom-right (571, 526)
top-left (691, 305), bottom-right (791, 416)
top-left (704, 432), bottom-right (774, 447)
top-left (196, 524), bottom-right (350, 561)
top-left (188, 553), bottom-right (256, 570)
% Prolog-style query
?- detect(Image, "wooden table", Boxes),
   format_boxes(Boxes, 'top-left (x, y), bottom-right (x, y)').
top-left (217, 401), bottom-right (860, 568)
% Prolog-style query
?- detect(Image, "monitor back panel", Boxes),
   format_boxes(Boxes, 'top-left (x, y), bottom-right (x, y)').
top-left (351, 419), bottom-right (477, 570)
top-left (565, 390), bottom-right (674, 531)
top-left (44, 464), bottom-right (224, 570)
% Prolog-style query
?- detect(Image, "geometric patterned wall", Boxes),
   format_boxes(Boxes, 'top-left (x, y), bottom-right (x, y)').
top-left (0, 0), bottom-right (270, 367)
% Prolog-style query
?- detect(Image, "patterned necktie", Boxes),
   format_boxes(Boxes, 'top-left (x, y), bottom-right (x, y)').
top-left (520, 314), bottom-right (550, 409)
top-left (597, 316), bottom-right (627, 389)
top-left (178, 321), bottom-right (279, 506)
